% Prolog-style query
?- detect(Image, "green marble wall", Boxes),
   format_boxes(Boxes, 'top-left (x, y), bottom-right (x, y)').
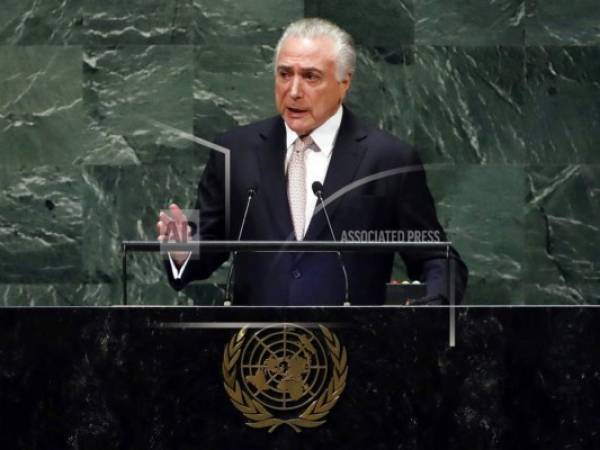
top-left (0, 0), bottom-right (598, 305)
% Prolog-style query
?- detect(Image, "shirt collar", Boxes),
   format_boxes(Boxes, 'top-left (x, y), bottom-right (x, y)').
top-left (284, 105), bottom-right (343, 156)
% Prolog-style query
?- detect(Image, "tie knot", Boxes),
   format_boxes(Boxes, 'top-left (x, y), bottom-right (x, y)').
top-left (294, 135), bottom-right (314, 153)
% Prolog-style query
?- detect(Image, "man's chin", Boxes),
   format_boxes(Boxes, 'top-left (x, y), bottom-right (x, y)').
top-left (283, 116), bottom-right (313, 136)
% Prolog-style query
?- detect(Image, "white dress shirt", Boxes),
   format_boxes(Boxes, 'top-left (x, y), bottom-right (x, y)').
top-left (284, 105), bottom-right (343, 234)
top-left (170, 105), bottom-right (344, 279)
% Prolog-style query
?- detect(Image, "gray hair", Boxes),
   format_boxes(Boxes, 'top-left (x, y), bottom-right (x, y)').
top-left (274, 18), bottom-right (356, 82)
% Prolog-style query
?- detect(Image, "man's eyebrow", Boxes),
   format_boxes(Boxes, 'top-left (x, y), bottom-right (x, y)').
top-left (276, 65), bottom-right (324, 74)
top-left (300, 67), bottom-right (324, 74)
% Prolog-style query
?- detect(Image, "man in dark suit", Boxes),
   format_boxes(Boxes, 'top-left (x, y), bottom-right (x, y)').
top-left (158, 18), bottom-right (468, 305)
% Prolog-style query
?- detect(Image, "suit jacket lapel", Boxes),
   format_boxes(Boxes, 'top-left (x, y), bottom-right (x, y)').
top-left (256, 117), bottom-right (295, 239)
top-left (304, 108), bottom-right (368, 241)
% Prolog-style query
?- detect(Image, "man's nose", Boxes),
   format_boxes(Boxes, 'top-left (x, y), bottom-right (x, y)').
top-left (290, 76), bottom-right (302, 99)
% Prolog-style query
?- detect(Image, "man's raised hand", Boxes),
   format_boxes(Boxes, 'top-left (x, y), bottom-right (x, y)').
top-left (157, 203), bottom-right (191, 267)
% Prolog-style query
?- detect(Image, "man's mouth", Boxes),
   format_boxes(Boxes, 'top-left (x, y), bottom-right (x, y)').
top-left (287, 107), bottom-right (308, 115)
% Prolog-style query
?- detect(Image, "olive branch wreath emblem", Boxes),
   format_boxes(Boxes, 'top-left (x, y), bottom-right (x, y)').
top-left (222, 325), bottom-right (348, 433)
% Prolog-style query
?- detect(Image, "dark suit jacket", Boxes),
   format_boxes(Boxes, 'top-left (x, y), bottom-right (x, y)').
top-left (167, 107), bottom-right (468, 305)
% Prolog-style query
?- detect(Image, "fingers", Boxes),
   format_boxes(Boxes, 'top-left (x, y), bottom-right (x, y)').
top-left (169, 203), bottom-right (188, 224)
top-left (156, 219), bottom-right (168, 242)
top-left (157, 211), bottom-right (170, 241)
top-left (157, 203), bottom-right (190, 242)
top-left (169, 203), bottom-right (192, 239)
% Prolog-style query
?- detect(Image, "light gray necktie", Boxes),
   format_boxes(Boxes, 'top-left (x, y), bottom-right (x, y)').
top-left (287, 135), bottom-right (313, 240)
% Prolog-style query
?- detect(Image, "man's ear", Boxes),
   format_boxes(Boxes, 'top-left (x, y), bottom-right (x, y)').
top-left (340, 72), bottom-right (353, 100)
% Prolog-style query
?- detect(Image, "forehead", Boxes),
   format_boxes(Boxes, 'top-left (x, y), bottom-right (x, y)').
top-left (276, 36), bottom-right (337, 69)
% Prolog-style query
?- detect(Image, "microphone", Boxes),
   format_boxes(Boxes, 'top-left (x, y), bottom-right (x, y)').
top-left (312, 181), bottom-right (350, 306)
top-left (224, 185), bottom-right (258, 306)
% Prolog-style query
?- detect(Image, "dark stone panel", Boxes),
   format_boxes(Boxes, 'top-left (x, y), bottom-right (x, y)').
top-left (453, 308), bottom-right (600, 448)
top-left (526, 0), bottom-right (600, 45)
top-left (127, 281), bottom-right (225, 306)
top-left (80, 163), bottom-right (228, 305)
top-left (578, 283), bottom-right (600, 305)
top-left (75, 120), bottom-right (142, 166)
top-left (525, 165), bottom-right (600, 304)
top-left (0, 308), bottom-right (599, 448)
top-left (466, 280), bottom-right (524, 305)
top-left (0, 0), bottom-right (85, 45)
top-left (524, 46), bottom-right (600, 164)
top-left (0, 0), bottom-right (195, 46)
top-left (122, 280), bottom-right (225, 307)
top-left (305, 0), bottom-right (414, 48)
top-left (346, 46), bottom-right (415, 144)
top-left (412, 46), bottom-right (527, 164)
top-left (82, 45), bottom-right (194, 165)
top-left (0, 166), bottom-right (84, 284)
top-left (0, 284), bottom-right (114, 306)
top-left (194, 44), bottom-right (277, 141)
top-left (83, 0), bottom-right (194, 45)
top-left (415, 0), bottom-right (525, 46)
top-left (448, 310), bottom-right (511, 448)
top-left (521, 209), bottom-right (580, 305)
top-left (0, 281), bottom-right (223, 307)
top-left (81, 162), bottom-right (202, 283)
top-left (194, 0), bottom-right (303, 46)
top-left (0, 46), bottom-right (86, 168)
top-left (426, 162), bottom-right (599, 305)
top-left (425, 165), bottom-right (527, 304)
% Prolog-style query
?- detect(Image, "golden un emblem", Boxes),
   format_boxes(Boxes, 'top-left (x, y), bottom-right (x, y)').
top-left (222, 324), bottom-right (348, 432)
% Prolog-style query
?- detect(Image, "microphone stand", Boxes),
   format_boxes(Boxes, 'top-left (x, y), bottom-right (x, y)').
top-left (223, 186), bottom-right (256, 306)
top-left (312, 182), bottom-right (351, 306)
